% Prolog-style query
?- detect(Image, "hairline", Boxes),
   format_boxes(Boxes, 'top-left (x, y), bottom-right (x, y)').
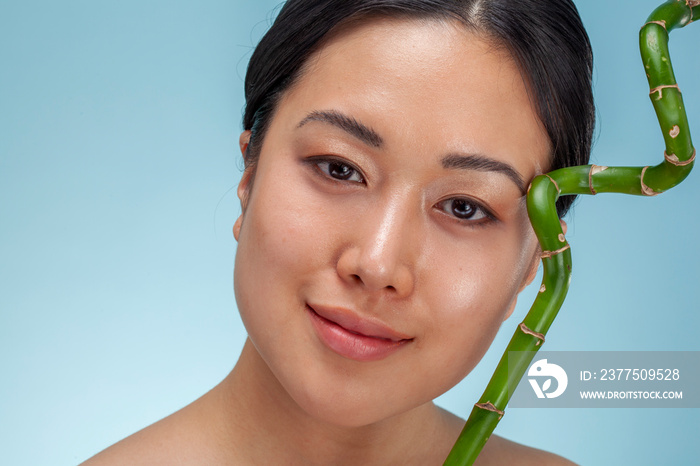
top-left (247, 11), bottom-right (552, 165)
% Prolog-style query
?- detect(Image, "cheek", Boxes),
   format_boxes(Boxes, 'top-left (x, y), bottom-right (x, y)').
top-left (427, 224), bottom-right (530, 310)
top-left (417, 219), bottom-right (535, 378)
top-left (233, 160), bottom-right (339, 331)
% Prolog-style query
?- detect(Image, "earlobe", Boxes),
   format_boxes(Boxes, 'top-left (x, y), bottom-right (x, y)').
top-left (233, 215), bottom-right (242, 241)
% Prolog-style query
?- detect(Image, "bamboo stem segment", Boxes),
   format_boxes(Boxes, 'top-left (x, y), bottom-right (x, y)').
top-left (444, 2), bottom-right (696, 464)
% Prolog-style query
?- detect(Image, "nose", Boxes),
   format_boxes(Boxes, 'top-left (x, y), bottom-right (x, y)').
top-left (336, 195), bottom-right (417, 297)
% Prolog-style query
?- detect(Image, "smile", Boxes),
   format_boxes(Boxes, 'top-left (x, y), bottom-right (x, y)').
top-left (306, 304), bottom-right (413, 362)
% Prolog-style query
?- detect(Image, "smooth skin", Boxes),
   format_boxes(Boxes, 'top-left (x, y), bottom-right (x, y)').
top-left (82, 17), bottom-right (576, 465)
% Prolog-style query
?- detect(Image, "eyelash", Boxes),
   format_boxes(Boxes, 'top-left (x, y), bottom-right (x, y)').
top-left (434, 197), bottom-right (495, 226)
top-left (308, 157), bottom-right (365, 184)
top-left (306, 156), bottom-right (496, 226)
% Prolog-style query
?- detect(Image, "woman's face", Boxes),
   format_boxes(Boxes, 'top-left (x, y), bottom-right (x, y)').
top-left (234, 18), bottom-right (550, 426)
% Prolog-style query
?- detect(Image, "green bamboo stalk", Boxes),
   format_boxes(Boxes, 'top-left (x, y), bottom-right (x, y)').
top-left (444, 1), bottom-right (697, 464)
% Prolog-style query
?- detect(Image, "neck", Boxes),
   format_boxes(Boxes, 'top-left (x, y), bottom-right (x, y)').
top-left (207, 338), bottom-right (459, 465)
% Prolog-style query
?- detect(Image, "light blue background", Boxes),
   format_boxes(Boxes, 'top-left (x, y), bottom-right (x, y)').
top-left (1, 1), bottom-right (698, 464)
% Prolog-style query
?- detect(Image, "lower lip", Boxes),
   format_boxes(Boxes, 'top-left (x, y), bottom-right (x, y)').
top-left (307, 306), bottom-right (410, 362)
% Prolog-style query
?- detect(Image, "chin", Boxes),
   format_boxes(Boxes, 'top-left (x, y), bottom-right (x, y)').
top-left (294, 390), bottom-right (405, 428)
top-left (277, 360), bottom-right (454, 430)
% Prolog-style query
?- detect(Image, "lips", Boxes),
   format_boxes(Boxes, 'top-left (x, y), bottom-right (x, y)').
top-left (307, 304), bottom-right (412, 362)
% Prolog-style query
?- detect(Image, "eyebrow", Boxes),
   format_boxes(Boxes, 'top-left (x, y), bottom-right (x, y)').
top-left (297, 110), bottom-right (383, 148)
top-left (298, 109), bottom-right (525, 192)
top-left (442, 153), bottom-right (526, 193)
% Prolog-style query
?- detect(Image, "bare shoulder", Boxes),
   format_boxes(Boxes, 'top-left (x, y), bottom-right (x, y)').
top-left (79, 412), bottom-right (190, 466)
top-left (79, 395), bottom-right (228, 466)
top-left (436, 407), bottom-right (576, 466)
top-left (477, 434), bottom-right (578, 466)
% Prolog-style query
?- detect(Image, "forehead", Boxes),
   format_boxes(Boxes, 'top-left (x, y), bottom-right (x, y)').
top-left (274, 16), bottom-right (550, 180)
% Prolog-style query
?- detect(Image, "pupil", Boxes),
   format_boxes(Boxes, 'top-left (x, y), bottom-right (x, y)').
top-left (329, 162), bottom-right (352, 180)
top-left (452, 200), bottom-right (475, 219)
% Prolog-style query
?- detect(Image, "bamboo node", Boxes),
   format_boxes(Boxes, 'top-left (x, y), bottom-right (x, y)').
top-left (541, 244), bottom-right (570, 258)
top-left (640, 166), bottom-right (659, 196)
top-left (664, 149), bottom-right (696, 166)
top-left (588, 164), bottom-right (608, 194)
top-left (649, 84), bottom-right (679, 100)
top-left (669, 125), bottom-right (680, 138)
top-left (643, 20), bottom-right (667, 30)
top-left (519, 323), bottom-right (545, 346)
top-left (539, 284), bottom-right (546, 293)
top-left (474, 402), bottom-right (504, 420)
top-left (544, 174), bottom-right (560, 194)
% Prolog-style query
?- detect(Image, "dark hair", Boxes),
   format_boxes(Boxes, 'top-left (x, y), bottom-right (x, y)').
top-left (243, 0), bottom-right (594, 217)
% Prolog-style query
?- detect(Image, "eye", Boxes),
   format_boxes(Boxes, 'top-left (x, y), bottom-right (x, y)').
top-left (436, 198), bottom-right (491, 223)
top-left (314, 158), bottom-right (364, 183)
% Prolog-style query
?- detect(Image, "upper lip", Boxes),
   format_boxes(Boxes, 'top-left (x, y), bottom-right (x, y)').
top-left (308, 303), bottom-right (413, 342)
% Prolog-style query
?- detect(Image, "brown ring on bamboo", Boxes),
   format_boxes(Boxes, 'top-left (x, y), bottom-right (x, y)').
top-left (640, 166), bottom-right (659, 196)
top-left (541, 244), bottom-right (570, 258)
top-left (649, 83), bottom-right (679, 100)
top-left (588, 164), bottom-right (608, 195)
top-left (544, 174), bottom-right (560, 194)
top-left (643, 20), bottom-right (667, 30)
top-left (474, 401), bottom-right (504, 420)
top-left (685, 1), bottom-right (699, 22)
top-left (519, 323), bottom-right (545, 346)
top-left (664, 148), bottom-right (696, 166)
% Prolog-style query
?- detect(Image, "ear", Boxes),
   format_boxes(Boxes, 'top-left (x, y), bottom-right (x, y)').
top-left (239, 130), bottom-right (251, 156)
top-left (237, 130), bottom-right (254, 205)
top-left (234, 131), bottom-right (254, 242)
